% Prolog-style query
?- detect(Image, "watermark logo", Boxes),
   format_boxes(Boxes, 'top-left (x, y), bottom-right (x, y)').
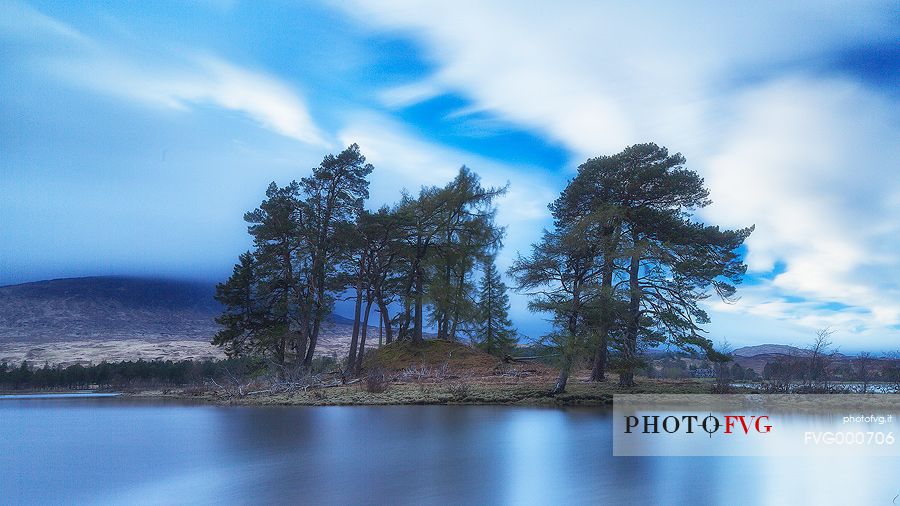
top-left (624, 414), bottom-right (772, 436)
top-left (613, 394), bottom-right (899, 457)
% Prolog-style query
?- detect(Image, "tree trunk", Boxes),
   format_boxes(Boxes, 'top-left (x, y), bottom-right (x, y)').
top-left (304, 249), bottom-right (330, 366)
top-left (304, 317), bottom-right (322, 367)
top-left (345, 254), bottom-right (366, 376)
top-left (590, 336), bottom-right (608, 382)
top-left (398, 297), bottom-right (411, 340)
top-left (397, 263), bottom-right (415, 340)
top-left (276, 331), bottom-right (287, 377)
top-left (378, 295), bottom-right (393, 344)
top-left (590, 256), bottom-right (614, 382)
top-left (484, 271), bottom-right (494, 351)
top-left (435, 260), bottom-right (449, 341)
top-left (355, 295), bottom-right (375, 374)
top-left (553, 279), bottom-right (582, 394)
top-left (620, 233), bottom-right (641, 388)
top-left (303, 302), bottom-right (322, 367)
top-left (437, 315), bottom-right (447, 341)
top-left (413, 260), bottom-right (424, 344)
top-left (297, 298), bottom-right (310, 369)
top-left (295, 330), bottom-right (308, 371)
top-left (553, 357), bottom-right (571, 394)
top-left (448, 268), bottom-right (466, 341)
top-left (301, 276), bottom-right (317, 367)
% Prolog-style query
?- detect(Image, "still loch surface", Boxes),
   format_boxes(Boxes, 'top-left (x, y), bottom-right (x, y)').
top-left (1, 395), bottom-right (897, 505)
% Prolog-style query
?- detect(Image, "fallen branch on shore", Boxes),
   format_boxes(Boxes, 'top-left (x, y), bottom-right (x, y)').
top-left (503, 354), bottom-right (557, 363)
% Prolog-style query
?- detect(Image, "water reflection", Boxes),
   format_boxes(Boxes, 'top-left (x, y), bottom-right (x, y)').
top-left (0, 399), bottom-right (897, 505)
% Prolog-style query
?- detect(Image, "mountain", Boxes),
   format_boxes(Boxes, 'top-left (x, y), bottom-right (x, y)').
top-left (0, 277), bottom-right (220, 343)
top-left (731, 343), bottom-right (869, 374)
top-left (0, 276), bottom-right (371, 365)
top-left (732, 344), bottom-right (807, 357)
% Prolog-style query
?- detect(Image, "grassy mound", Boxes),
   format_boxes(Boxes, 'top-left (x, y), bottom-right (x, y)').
top-left (365, 339), bottom-right (499, 373)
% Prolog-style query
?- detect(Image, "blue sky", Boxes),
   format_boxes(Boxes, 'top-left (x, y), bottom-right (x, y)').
top-left (1, 0), bottom-right (898, 351)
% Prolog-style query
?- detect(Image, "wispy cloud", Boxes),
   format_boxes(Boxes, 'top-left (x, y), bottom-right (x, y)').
top-left (0, 2), bottom-right (89, 44)
top-left (51, 53), bottom-right (327, 146)
top-left (377, 79), bottom-right (443, 108)
top-left (337, 0), bottom-right (900, 342)
top-left (3, 2), bottom-right (326, 146)
top-left (345, 1), bottom-right (896, 156)
top-left (703, 76), bottom-right (900, 334)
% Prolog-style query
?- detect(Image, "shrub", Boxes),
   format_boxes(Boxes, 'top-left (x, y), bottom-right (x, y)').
top-left (448, 381), bottom-right (470, 400)
top-left (365, 367), bottom-right (389, 393)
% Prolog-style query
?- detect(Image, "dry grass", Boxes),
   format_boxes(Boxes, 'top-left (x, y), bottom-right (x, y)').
top-left (66, 339), bottom-right (711, 406)
top-left (180, 376), bottom-right (712, 407)
top-left (366, 340), bottom-right (497, 372)
top-left (0, 339), bottom-right (225, 366)
top-left (364, 339), bottom-right (558, 384)
top-left (121, 340), bottom-right (714, 407)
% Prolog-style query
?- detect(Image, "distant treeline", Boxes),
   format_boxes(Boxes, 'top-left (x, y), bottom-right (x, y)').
top-left (0, 357), bottom-right (269, 390)
top-left (758, 344), bottom-right (900, 393)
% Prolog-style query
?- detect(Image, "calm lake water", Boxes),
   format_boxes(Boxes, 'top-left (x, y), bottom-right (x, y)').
top-left (1, 395), bottom-right (898, 505)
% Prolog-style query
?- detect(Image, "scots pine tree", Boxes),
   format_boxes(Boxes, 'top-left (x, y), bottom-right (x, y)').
top-left (473, 256), bottom-right (517, 356)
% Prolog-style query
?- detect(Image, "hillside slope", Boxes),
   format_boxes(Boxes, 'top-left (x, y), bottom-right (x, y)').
top-left (732, 344), bottom-right (807, 357)
top-left (0, 276), bottom-right (370, 365)
top-left (0, 277), bottom-right (219, 342)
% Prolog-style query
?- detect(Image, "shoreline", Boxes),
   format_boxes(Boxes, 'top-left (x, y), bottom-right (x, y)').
top-left (17, 377), bottom-right (713, 407)
top-left (4, 377), bottom-right (712, 406)
top-left (8, 379), bottom-right (899, 409)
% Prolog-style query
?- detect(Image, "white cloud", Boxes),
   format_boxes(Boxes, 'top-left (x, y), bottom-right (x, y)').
top-left (377, 80), bottom-right (443, 108)
top-left (703, 77), bottom-right (900, 333)
top-left (706, 282), bottom-right (890, 351)
top-left (340, 1), bottom-right (894, 158)
top-left (52, 53), bottom-right (327, 146)
top-left (3, 2), bottom-right (325, 146)
top-left (0, 2), bottom-right (90, 44)
top-left (336, 0), bottom-right (900, 343)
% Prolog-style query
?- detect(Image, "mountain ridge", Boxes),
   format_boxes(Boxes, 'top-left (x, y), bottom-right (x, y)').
top-left (732, 344), bottom-right (807, 357)
top-left (0, 276), bottom-right (367, 365)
